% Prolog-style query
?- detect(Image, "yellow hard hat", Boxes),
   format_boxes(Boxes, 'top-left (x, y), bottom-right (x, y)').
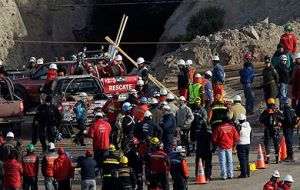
top-left (195, 97), bottom-right (201, 103)
top-left (267, 98), bottom-right (275, 105)
top-left (150, 137), bottom-right (159, 145)
top-left (120, 156), bottom-right (128, 164)
top-left (109, 144), bottom-right (116, 152)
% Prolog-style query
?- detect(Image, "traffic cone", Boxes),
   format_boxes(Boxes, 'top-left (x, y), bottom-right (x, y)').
top-left (256, 144), bottom-right (266, 169)
top-left (195, 158), bottom-right (207, 184)
top-left (279, 136), bottom-right (287, 161)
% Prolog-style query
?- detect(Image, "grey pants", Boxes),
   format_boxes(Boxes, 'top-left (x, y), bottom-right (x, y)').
top-left (81, 179), bottom-right (96, 190)
top-left (45, 176), bottom-right (57, 190)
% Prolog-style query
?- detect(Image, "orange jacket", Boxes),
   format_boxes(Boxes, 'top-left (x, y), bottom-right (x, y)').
top-left (42, 152), bottom-right (58, 177)
top-left (53, 154), bottom-right (74, 181)
top-left (132, 104), bottom-right (148, 121)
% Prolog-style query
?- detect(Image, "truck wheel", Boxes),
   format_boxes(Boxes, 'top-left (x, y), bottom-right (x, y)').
top-left (15, 88), bottom-right (30, 112)
top-left (11, 123), bottom-right (22, 137)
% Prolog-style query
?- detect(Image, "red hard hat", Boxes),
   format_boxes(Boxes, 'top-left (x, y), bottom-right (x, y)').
top-left (244, 52), bottom-right (252, 60)
top-left (130, 137), bottom-right (139, 145)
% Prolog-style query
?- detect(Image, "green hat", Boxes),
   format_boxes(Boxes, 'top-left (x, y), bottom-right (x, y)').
top-left (26, 144), bottom-right (35, 152)
top-left (284, 23), bottom-right (293, 32)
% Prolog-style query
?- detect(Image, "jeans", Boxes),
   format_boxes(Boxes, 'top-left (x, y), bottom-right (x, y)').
top-left (243, 83), bottom-right (254, 113)
top-left (81, 179), bottom-right (96, 190)
top-left (172, 177), bottom-right (187, 190)
top-left (263, 128), bottom-right (280, 156)
top-left (283, 128), bottom-right (294, 157)
top-left (217, 147), bottom-right (233, 179)
top-left (45, 176), bottom-right (57, 190)
top-left (237, 144), bottom-right (250, 177)
top-left (278, 83), bottom-right (289, 109)
top-left (23, 176), bottom-right (38, 190)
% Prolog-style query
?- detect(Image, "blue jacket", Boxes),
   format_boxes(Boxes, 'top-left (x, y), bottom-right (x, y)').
top-left (74, 100), bottom-right (87, 120)
top-left (212, 63), bottom-right (225, 84)
top-left (160, 113), bottom-right (176, 153)
top-left (77, 156), bottom-right (97, 180)
top-left (239, 62), bottom-right (255, 84)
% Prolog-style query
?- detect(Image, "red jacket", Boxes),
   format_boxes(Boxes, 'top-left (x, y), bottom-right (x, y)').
top-left (88, 118), bottom-right (112, 150)
top-left (102, 100), bottom-right (122, 124)
top-left (47, 69), bottom-right (58, 81)
top-left (278, 183), bottom-right (292, 190)
top-left (22, 152), bottom-right (39, 177)
top-left (149, 150), bottom-right (169, 173)
top-left (53, 154), bottom-right (74, 181)
top-left (263, 180), bottom-right (280, 190)
top-left (3, 159), bottom-right (23, 189)
top-left (280, 33), bottom-right (297, 54)
top-left (132, 104), bottom-right (148, 121)
top-left (212, 123), bottom-right (239, 149)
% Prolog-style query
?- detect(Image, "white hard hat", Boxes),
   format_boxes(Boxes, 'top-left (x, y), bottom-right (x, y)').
top-left (177, 59), bottom-right (185, 66)
top-left (153, 91), bottom-right (160, 97)
top-left (162, 104), bottom-right (171, 110)
top-left (48, 142), bottom-right (55, 150)
top-left (295, 53), bottom-right (300, 59)
top-left (49, 63), bottom-right (58, 70)
top-left (280, 55), bottom-right (288, 61)
top-left (160, 88), bottom-right (168, 96)
top-left (30, 57), bottom-right (36, 62)
top-left (212, 55), bottom-right (220, 61)
top-left (150, 98), bottom-right (159, 104)
top-left (37, 59), bottom-right (44, 65)
top-left (272, 170), bottom-right (280, 178)
top-left (144, 110), bottom-right (152, 117)
top-left (137, 57), bottom-right (145, 65)
top-left (115, 54), bottom-right (123, 61)
top-left (179, 96), bottom-right (186, 102)
top-left (166, 93), bottom-right (175, 100)
top-left (175, 146), bottom-right (186, 153)
top-left (6, 132), bottom-right (14, 138)
top-left (284, 175), bottom-right (294, 183)
top-left (195, 73), bottom-right (201, 78)
top-left (185, 59), bottom-right (193, 65)
top-left (237, 113), bottom-right (246, 121)
top-left (233, 95), bottom-right (242, 101)
top-left (129, 89), bottom-right (137, 94)
top-left (137, 79), bottom-right (144, 86)
top-left (95, 112), bottom-right (103, 117)
top-left (205, 70), bottom-right (212, 77)
top-left (79, 92), bottom-right (88, 97)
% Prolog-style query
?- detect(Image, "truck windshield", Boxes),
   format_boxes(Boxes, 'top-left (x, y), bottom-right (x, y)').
top-left (57, 78), bottom-right (101, 95)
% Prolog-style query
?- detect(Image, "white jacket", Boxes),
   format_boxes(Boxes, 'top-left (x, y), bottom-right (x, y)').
top-left (237, 121), bottom-right (252, 145)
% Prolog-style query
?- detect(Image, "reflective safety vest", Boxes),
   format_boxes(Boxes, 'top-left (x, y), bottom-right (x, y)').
top-left (103, 157), bottom-right (119, 178)
top-left (211, 104), bottom-right (228, 125)
top-left (188, 83), bottom-right (201, 104)
top-left (45, 155), bottom-right (58, 177)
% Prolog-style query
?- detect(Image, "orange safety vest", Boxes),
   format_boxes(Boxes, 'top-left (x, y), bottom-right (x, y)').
top-left (188, 69), bottom-right (196, 82)
top-left (45, 156), bottom-right (58, 177)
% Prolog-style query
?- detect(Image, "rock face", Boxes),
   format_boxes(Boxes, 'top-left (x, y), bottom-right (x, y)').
top-left (151, 21), bottom-right (300, 80)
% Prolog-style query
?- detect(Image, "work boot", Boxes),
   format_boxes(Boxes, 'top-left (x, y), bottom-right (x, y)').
top-left (275, 156), bottom-right (279, 164)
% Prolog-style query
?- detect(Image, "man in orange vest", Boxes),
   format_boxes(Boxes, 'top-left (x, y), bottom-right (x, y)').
top-left (41, 142), bottom-right (58, 190)
top-left (186, 59), bottom-right (196, 83)
top-left (132, 97), bottom-right (149, 122)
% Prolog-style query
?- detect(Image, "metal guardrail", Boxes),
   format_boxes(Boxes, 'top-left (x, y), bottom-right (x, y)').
top-left (7, 69), bottom-right (27, 80)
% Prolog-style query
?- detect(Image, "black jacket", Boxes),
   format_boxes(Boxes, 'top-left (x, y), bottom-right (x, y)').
top-left (178, 68), bottom-right (189, 89)
top-left (35, 104), bottom-right (61, 127)
top-left (77, 156), bottom-right (97, 180)
top-left (196, 129), bottom-right (213, 156)
top-left (277, 63), bottom-right (290, 84)
top-left (282, 105), bottom-right (296, 129)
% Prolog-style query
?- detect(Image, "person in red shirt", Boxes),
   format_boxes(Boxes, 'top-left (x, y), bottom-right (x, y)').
top-left (47, 63), bottom-right (58, 82)
top-left (87, 111), bottom-right (112, 168)
top-left (278, 175), bottom-right (294, 190)
top-left (280, 23), bottom-right (297, 55)
top-left (53, 147), bottom-right (74, 190)
top-left (212, 118), bottom-right (238, 180)
top-left (3, 150), bottom-right (23, 190)
top-left (22, 144), bottom-right (39, 190)
top-left (132, 97), bottom-right (149, 122)
top-left (263, 170), bottom-right (281, 190)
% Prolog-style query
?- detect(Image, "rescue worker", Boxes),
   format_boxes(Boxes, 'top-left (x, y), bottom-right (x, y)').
top-left (125, 138), bottom-right (143, 190)
top-left (125, 89), bottom-right (139, 107)
top-left (77, 150), bottom-right (97, 190)
top-left (0, 61), bottom-right (8, 77)
top-left (129, 57), bottom-right (148, 82)
top-left (22, 144), bottom-right (39, 190)
top-left (53, 147), bottom-right (74, 190)
top-left (121, 102), bottom-right (136, 151)
top-left (132, 97), bottom-right (148, 122)
top-left (236, 114), bottom-right (252, 178)
top-left (159, 88), bottom-right (168, 102)
top-left (36, 58), bottom-right (44, 68)
top-left (259, 98), bottom-right (284, 164)
top-left (73, 92), bottom-right (88, 146)
top-left (271, 43), bottom-right (293, 72)
top-left (176, 96), bottom-right (194, 156)
top-left (16, 139), bottom-right (23, 163)
top-left (196, 120), bottom-right (212, 180)
top-left (211, 55), bottom-right (225, 99)
top-left (87, 111), bottom-right (112, 168)
top-left (262, 56), bottom-right (279, 105)
top-left (212, 117), bottom-right (239, 180)
top-left (177, 59), bottom-right (189, 99)
top-left (47, 63), bottom-right (58, 82)
top-left (279, 175), bottom-right (294, 190)
top-left (291, 53), bottom-right (300, 108)
top-left (41, 142), bottom-right (58, 190)
top-left (166, 93), bottom-right (179, 116)
top-left (227, 95), bottom-right (246, 122)
top-left (188, 73), bottom-right (204, 105)
top-left (208, 94), bottom-right (228, 132)
top-left (148, 142), bottom-right (169, 190)
top-left (263, 170), bottom-right (281, 190)
top-left (113, 54), bottom-right (127, 76)
top-left (280, 23), bottom-right (297, 56)
top-left (185, 59), bottom-right (196, 83)
top-left (136, 79), bottom-right (145, 98)
top-left (281, 98), bottom-right (296, 162)
top-left (0, 132), bottom-right (16, 163)
top-left (149, 98), bottom-right (163, 124)
top-left (203, 70), bottom-right (213, 110)
top-left (152, 91), bottom-right (160, 99)
top-left (117, 156), bottom-right (137, 190)
top-left (277, 55), bottom-right (290, 109)
top-left (3, 151), bottom-right (23, 190)
top-left (160, 105), bottom-right (176, 153)
top-left (239, 53), bottom-right (255, 114)
top-left (35, 95), bottom-right (61, 152)
top-left (170, 146), bottom-right (189, 190)
top-left (102, 144), bottom-right (120, 190)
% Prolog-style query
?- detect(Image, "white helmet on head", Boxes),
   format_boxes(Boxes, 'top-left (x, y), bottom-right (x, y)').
top-left (212, 55), bottom-right (220, 61)
top-left (280, 55), bottom-right (288, 61)
top-left (160, 88), bottom-right (168, 96)
top-left (49, 63), bottom-right (58, 70)
top-left (185, 59), bottom-right (193, 66)
top-left (162, 104), bottom-right (171, 111)
top-left (37, 59), bottom-right (44, 65)
top-left (150, 98), bottom-right (159, 104)
top-left (284, 175), bottom-right (294, 183)
top-left (144, 110), bottom-right (152, 117)
top-left (205, 70), bottom-right (212, 77)
top-left (179, 96), bottom-right (186, 102)
top-left (48, 142), bottom-right (55, 150)
top-left (95, 112), bottom-right (103, 117)
top-left (175, 146), bottom-right (186, 153)
top-left (195, 73), bottom-right (201, 78)
top-left (237, 113), bottom-right (246, 121)
top-left (166, 93), bottom-right (174, 100)
top-left (137, 57), bottom-right (145, 65)
top-left (153, 91), bottom-right (160, 97)
top-left (272, 170), bottom-right (280, 178)
top-left (177, 59), bottom-right (185, 66)
top-left (115, 54), bottom-right (123, 61)
top-left (137, 79), bottom-right (144, 86)
top-left (30, 57), bottom-right (36, 62)
top-left (233, 95), bottom-right (242, 101)
top-left (6, 132), bottom-right (14, 138)
top-left (79, 92), bottom-right (88, 97)
top-left (295, 53), bottom-right (300, 59)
